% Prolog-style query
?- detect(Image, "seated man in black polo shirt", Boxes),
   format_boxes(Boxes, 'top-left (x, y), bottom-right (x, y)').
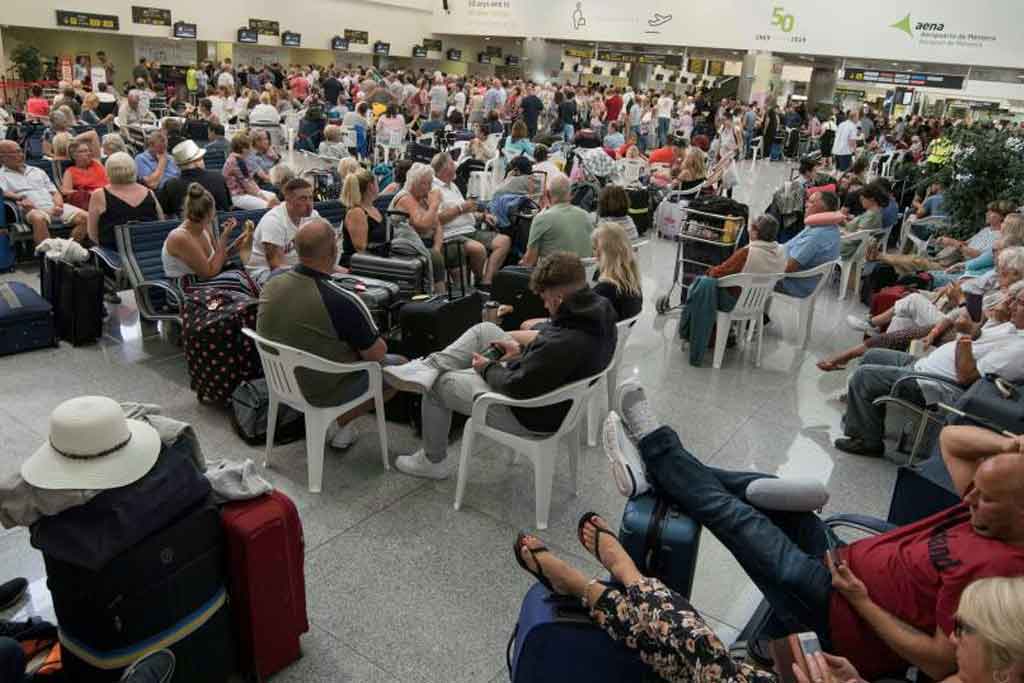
top-left (159, 140), bottom-right (231, 216)
top-left (257, 219), bottom-right (404, 452)
top-left (383, 252), bottom-right (617, 479)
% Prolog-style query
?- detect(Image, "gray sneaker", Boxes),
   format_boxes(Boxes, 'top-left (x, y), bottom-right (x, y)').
top-left (383, 359), bottom-right (440, 394)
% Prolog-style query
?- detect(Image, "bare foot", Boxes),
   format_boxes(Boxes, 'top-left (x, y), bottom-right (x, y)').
top-left (518, 535), bottom-right (589, 597)
top-left (579, 515), bottom-right (642, 586)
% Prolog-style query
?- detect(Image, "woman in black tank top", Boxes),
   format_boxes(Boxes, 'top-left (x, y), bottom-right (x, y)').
top-left (340, 168), bottom-right (388, 267)
top-left (90, 154), bottom-right (165, 249)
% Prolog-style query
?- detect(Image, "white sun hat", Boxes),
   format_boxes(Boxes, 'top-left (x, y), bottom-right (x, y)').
top-left (21, 396), bottom-right (161, 490)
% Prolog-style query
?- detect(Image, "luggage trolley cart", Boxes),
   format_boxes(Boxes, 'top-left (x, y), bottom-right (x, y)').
top-left (654, 208), bottom-right (747, 315)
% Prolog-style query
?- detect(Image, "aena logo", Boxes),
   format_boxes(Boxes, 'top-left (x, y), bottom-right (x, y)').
top-left (890, 13), bottom-right (945, 38)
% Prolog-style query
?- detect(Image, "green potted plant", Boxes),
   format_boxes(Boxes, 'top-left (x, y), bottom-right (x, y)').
top-left (11, 45), bottom-right (43, 83)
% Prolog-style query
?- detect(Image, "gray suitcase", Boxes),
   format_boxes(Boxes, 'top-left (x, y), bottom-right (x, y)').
top-left (332, 274), bottom-right (400, 332)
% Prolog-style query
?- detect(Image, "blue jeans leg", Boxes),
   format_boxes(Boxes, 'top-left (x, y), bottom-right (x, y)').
top-left (835, 154), bottom-right (852, 171)
top-left (563, 124), bottom-right (575, 143)
top-left (637, 426), bottom-right (834, 643)
top-left (657, 117), bottom-right (670, 148)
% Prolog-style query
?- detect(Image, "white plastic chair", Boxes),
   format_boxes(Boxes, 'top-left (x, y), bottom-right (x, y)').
top-left (748, 136), bottom-right (764, 164)
top-left (587, 315), bottom-right (641, 446)
top-left (617, 158), bottom-right (647, 186)
top-left (838, 231), bottom-right (875, 301)
top-left (453, 371), bottom-right (606, 530)
top-left (770, 260), bottom-right (839, 349)
top-left (712, 273), bottom-right (782, 369)
top-left (900, 215), bottom-right (949, 257)
top-left (242, 329), bottom-right (390, 493)
top-left (375, 128), bottom-right (406, 165)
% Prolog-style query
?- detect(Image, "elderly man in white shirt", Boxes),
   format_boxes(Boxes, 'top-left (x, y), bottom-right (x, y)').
top-left (429, 151), bottom-right (510, 287)
top-left (0, 140), bottom-right (87, 244)
top-left (836, 278), bottom-right (1024, 456)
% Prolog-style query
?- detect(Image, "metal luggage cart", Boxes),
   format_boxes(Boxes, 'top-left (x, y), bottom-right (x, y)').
top-left (654, 208), bottom-right (747, 315)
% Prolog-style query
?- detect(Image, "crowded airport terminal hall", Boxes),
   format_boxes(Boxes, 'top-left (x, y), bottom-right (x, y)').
top-left (4, 0), bottom-right (1024, 681)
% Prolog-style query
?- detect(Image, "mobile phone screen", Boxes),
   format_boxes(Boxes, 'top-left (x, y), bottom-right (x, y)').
top-left (798, 632), bottom-right (822, 658)
top-left (824, 530), bottom-right (842, 567)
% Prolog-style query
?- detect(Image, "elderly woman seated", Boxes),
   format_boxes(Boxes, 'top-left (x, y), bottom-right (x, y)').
top-left (87, 152), bottom-right (164, 250)
top-left (593, 184), bottom-right (639, 241)
top-left (318, 124), bottom-right (351, 159)
top-left (223, 132), bottom-right (279, 210)
top-left (61, 138), bottom-right (109, 210)
top-left (390, 162), bottom-right (460, 294)
top-left (678, 214), bottom-right (788, 366)
top-left (820, 244), bottom-right (1024, 371)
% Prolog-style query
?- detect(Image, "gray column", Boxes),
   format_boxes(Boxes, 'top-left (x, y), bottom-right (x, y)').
top-left (737, 50), bottom-right (758, 104)
top-left (808, 67), bottom-right (837, 111)
top-left (523, 38), bottom-right (563, 84)
top-left (629, 64), bottom-right (653, 91)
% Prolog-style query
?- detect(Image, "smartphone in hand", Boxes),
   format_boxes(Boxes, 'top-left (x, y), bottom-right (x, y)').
top-left (771, 632), bottom-right (822, 683)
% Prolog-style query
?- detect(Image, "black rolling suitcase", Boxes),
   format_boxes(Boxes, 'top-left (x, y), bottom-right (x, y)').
top-left (42, 501), bottom-right (235, 683)
top-left (332, 274), bottom-right (400, 331)
top-left (0, 281), bottom-right (57, 355)
top-left (626, 187), bottom-right (653, 236)
top-left (491, 266), bottom-right (548, 331)
top-left (408, 141), bottom-right (439, 164)
top-left (40, 255), bottom-right (104, 346)
top-left (398, 291), bottom-right (483, 358)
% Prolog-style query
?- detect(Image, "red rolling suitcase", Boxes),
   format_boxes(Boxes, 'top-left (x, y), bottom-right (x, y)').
top-left (221, 491), bottom-right (309, 679)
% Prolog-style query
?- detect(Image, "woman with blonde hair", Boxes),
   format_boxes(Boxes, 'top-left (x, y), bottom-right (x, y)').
top-left (337, 157), bottom-right (362, 184)
top-left (675, 146), bottom-right (707, 191)
top-left (161, 183), bottom-right (257, 295)
top-left (319, 124), bottom-right (350, 159)
top-left (504, 119), bottom-right (535, 158)
top-left (592, 222), bottom-right (643, 320)
top-left (340, 168), bottom-right (388, 267)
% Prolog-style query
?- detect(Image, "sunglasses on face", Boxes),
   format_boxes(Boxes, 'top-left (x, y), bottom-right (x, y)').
top-left (954, 615), bottom-right (976, 638)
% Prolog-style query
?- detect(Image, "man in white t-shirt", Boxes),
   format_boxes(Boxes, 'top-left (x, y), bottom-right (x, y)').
top-left (832, 110), bottom-right (860, 172)
top-left (216, 67), bottom-right (235, 91)
top-left (247, 178), bottom-right (324, 284)
top-left (429, 78), bottom-right (449, 117)
top-left (656, 93), bottom-right (675, 148)
top-left (836, 279), bottom-right (1024, 456)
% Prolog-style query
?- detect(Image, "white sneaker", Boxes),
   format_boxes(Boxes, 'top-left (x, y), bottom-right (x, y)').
top-left (602, 412), bottom-right (651, 498)
top-left (326, 423), bottom-right (356, 449)
top-left (845, 314), bottom-right (878, 334)
top-left (394, 449), bottom-right (452, 480)
top-left (383, 359), bottom-right (440, 394)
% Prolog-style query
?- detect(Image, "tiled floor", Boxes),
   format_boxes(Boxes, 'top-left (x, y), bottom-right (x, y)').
top-left (0, 158), bottom-right (901, 682)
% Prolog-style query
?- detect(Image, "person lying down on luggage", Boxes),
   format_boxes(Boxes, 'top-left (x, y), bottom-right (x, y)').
top-left (513, 515), bottom-right (1024, 683)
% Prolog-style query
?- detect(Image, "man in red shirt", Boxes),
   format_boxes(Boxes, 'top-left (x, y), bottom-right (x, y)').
top-left (604, 88), bottom-right (623, 125)
top-left (607, 390), bottom-right (1024, 682)
top-left (647, 136), bottom-right (686, 166)
top-left (25, 85), bottom-right (50, 120)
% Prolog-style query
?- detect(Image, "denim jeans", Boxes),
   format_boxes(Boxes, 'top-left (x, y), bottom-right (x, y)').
top-left (844, 349), bottom-right (922, 447)
top-left (0, 637), bottom-right (25, 683)
top-left (638, 426), bottom-right (836, 644)
top-left (657, 117), bottom-right (671, 148)
top-left (743, 131), bottom-right (753, 159)
top-left (563, 123), bottom-right (575, 144)
top-left (630, 125), bottom-right (644, 152)
top-left (835, 154), bottom-right (852, 171)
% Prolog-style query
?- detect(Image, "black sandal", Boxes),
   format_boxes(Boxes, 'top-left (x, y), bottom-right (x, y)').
top-left (513, 531), bottom-right (558, 593)
top-left (577, 512), bottom-right (618, 566)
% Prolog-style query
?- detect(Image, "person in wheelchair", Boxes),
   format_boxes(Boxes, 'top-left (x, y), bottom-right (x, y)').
top-left (595, 381), bottom-right (1024, 682)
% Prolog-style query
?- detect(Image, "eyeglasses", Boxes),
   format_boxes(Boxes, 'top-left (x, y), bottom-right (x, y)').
top-left (954, 616), bottom-right (976, 638)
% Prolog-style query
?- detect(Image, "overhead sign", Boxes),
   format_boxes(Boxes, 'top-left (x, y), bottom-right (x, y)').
top-left (345, 29), bottom-right (369, 44)
top-left (687, 58), bottom-right (707, 74)
top-left (437, 0), bottom-right (1020, 70)
top-left (331, 36), bottom-right (349, 51)
top-left (595, 50), bottom-right (681, 66)
top-left (373, 41), bottom-right (390, 56)
top-left (248, 19), bottom-right (279, 36)
top-left (707, 60), bottom-right (725, 76)
top-left (835, 87), bottom-right (867, 98)
top-left (505, 55), bottom-right (520, 66)
top-left (173, 21), bottom-right (197, 39)
top-left (843, 67), bottom-right (964, 90)
top-left (412, 45), bottom-right (428, 57)
top-left (56, 10), bottom-right (119, 30)
top-left (564, 47), bottom-right (594, 59)
top-left (423, 38), bottom-right (443, 51)
top-left (281, 31), bottom-right (301, 47)
top-left (132, 6), bottom-right (171, 26)
top-left (446, 48), bottom-right (463, 61)
top-left (237, 27), bottom-right (259, 44)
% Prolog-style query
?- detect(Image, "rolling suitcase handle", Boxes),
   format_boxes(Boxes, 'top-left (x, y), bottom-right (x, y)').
top-left (641, 496), bottom-right (670, 576)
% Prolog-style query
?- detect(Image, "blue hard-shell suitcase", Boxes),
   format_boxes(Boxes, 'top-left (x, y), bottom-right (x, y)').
top-left (619, 492), bottom-right (703, 598)
top-left (0, 281), bottom-right (58, 356)
top-left (508, 582), bottom-right (656, 683)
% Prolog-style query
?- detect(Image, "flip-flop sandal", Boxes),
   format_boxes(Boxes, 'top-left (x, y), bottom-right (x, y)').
top-left (577, 512), bottom-right (618, 566)
top-left (816, 359), bottom-right (847, 372)
top-left (513, 531), bottom-right (558, 594)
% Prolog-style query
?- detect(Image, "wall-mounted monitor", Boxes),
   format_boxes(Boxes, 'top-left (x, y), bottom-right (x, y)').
top-left (412, 45), bottom-right (427, 58)
top-left (237, 27), bottom-right (258, 44)
top-left (173, 21), bottom-right (196, 39)
top-left (446, 49), bottom-right (463, 61)
top-left (331, 36), bottom-right (349, 51)
top-left (373, 41), bottom-right (390, 56)
top-left (281, 31), bottom-right (301, 47)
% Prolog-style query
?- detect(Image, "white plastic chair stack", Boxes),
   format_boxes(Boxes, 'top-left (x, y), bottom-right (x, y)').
top-left (453, 372), bottom-right (606, 530)
top-left (838, 231), bottom-right (875, 301)
top-left (712, 273), bottom-right (782, 369)
top-left (242, 329), bottom-right (390, 493)
top-left (769, 260), bottom-right (839, 349)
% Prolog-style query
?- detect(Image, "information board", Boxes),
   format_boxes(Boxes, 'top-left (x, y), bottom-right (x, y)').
top-left (331, 36), bottom-right (350, 51)
top-left (423, 38), bottom-right (443, 51)
top-left (412, 46), bottom-right (428, 57)
top-left (373, 41), bottom-right (390, 55)
top-left (345, 29), bottom-right (369, 44)
top-left (707, 60), bottom-right (725, 76)
top-left (173, 22), bottom-right (197, 39)
top-left (132, 7), bottom-right (171, 26)
top-left (687, 58), bottom-right (707, 75)
top-left (248, 19), bottom-right (280, 36)
top-left (281, 31), bottom-right (301, 47)
top-left (57, 11), bottom-right (119, 30)
top-left (446, 49), bottom-right (463, 61)
top-left (843, 68), bottom-right (964, 90)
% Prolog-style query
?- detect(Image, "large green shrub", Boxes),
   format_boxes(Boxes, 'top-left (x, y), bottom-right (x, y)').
top-left (11, 45), bottom-right (43, 83)
top-left (927, 127), bottom-right (1024, 239)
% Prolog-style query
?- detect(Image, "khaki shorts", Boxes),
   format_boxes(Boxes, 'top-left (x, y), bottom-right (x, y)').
top-left (27, 204), bottom-right (85, 225)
